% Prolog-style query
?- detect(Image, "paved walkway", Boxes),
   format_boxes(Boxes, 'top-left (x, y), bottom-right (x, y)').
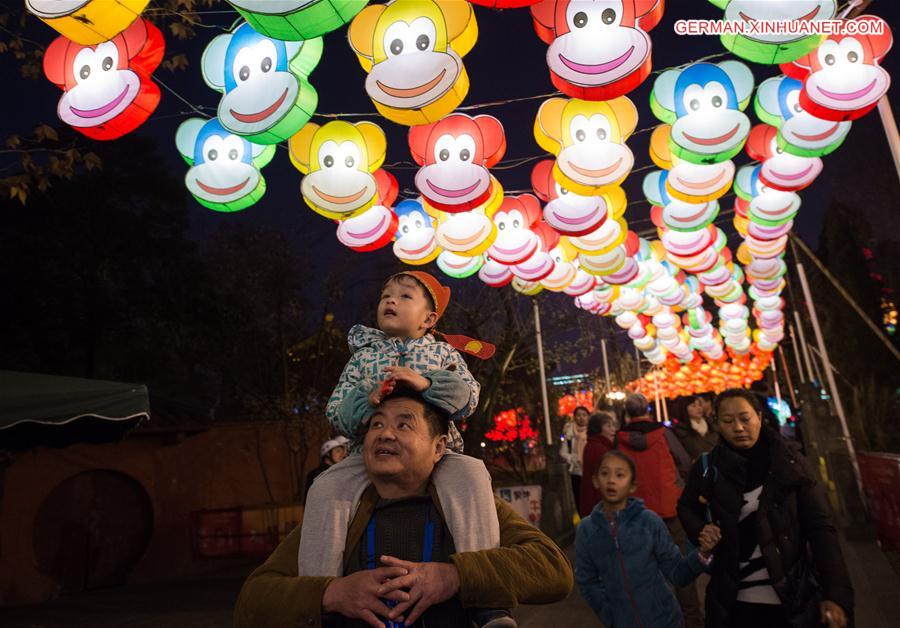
top-left (2, 538), bottom-right (898, 627)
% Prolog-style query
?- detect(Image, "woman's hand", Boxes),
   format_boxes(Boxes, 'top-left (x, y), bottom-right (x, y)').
top-left (376, 555), bottom-right (460, 624)
top-left (698, 523), bottom-right (722, 558)
top-left (821, 600), bottom-right (847, 628)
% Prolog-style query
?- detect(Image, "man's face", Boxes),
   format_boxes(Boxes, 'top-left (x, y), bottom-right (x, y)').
top-left (376, 276), bottom-right (438, 338)
top-left (363, 396), bottom-right (446, 487)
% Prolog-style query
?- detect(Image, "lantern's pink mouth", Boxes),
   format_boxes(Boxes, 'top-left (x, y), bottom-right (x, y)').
top-left (426, 179), bottom-right (480, 199)
top-left (682, 124), bottom-right (740, 147)
top-left (442, 226), bottom-right (486, 247)
top-left (400, 239), bottom-right (435, 256)
top-left (675, 168), bottom-right (727, 190)
top-left (558, 46), bottom-right (634, 75)
top-left (769, 163), bottom-right (814, 181)
top-left (377, 69), bottom-right (446, 98)
top-left (792, 122), bottom-right (840, 141)
top-left (755, 202), bottom-right (795, 217)
top-left (69, 84), bottom-right (129, 118)
top-left (552, 204), bottom-right (601, 226)
top-left (817, 79), bottom-right (877, 102)
top-left (197, 177), bottom-right (250, 196)
top-left (483, 266), bottom-right (511, 280)
top-left (492, 238), bottom-right (534, 257)
top-left (739, 5), bottom-right (820, 22)
top-left (230, 88), bottom-right (288, 123)
top-left (544, 266), bottom-right (576, 287)
top-left (567, 158), bottom-right (623, 179)
top-left (666, 236), bottom-right (710, 256)
top-left (347, 213), bottom-right (387, 239)
top-left (671, 203), bottom-right (713, 224)
top-left (313, 185), bottom-right (367, 205)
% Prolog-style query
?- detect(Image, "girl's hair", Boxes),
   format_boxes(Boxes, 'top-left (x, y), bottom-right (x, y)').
top-left (713, 388), bottom-right (762, 420)
top-left (673, 395), bottom-right (699, 425)
top-left (598, 450), bottom-right (637, 483)
top-left (587, 411), bottom-right (615, 436)
top-left (573, 405), bottom-right (591, 417)
top-left (381, 274), bottom-right (436, 312)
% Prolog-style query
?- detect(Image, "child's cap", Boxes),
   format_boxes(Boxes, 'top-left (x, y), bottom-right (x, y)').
top-left (394, 271), bottom-right (451, 320)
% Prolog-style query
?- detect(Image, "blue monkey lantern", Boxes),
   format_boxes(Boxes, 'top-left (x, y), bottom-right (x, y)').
top-left (175, 117), bottom-right (275, 212)
top-left (201, 22), bottom-right (323, 145)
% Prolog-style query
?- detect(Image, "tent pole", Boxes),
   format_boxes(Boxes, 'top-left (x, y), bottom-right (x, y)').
top-left (533, 299), bottom-right (553, 446)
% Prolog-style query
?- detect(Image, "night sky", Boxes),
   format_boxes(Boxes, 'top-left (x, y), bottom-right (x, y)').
top-left (2, 1), bottom-right (899, 332)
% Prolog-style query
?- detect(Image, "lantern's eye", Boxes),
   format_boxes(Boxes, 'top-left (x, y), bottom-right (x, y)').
top-left (222, 134), bottom-right (245, 162)
top-left (201, 134), bottom-right (226, 164)
top-left (573, 11), bottom-right (588, 28)
top-left (416, 34), bottom-right (430, 51)
top-left (79, 65), bottom-right (90, 80)
top-left (323, 155), bottom-right (334, 167)
top-left (459, 148), bottom-right (471, 162)
top-left (816, 39), bottom-right (840, 69)
top-left (601, 8), bottom-right (616, 25)
top-left (233, 38), bottom-right (278, 84)
top-left (433, 134), bottom-right (476, 166)
top-left (207, 149), bottom-right (218, 161)
top-left (839, 38), bottom-right (864, 66)
top-left (101, 56), bottom-right (113, 71)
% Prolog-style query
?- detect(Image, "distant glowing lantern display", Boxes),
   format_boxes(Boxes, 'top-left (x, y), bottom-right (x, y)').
top-left (289, 120), bottom-right (392, 219)
top-left (488, 194), bottom-right (544, 265)
top-left (529, 0), bottom-right (665, 100)
top-left (531, 159), bottom-right (626, 237)
top-left (437, 250), bottom-right (484, 278)
top-left (393, 198), bottom-right (441, 265)
top-left (744, 124), bottom-right (822, 192)
top-left (175, 117), bottom-right (276, 213)
top-left (650, 60), bottom-right (754, 164)
top-left (26, 0), bottom-right (149, 46)
top-left (707, 0), bottom-right (836, 65)
top-left (754, 75), bottom-right (852, 158)
top-left (533, 96), bottom-right (637, 194)
top-left (348, 0), bottom-right (477, 126)
top-left (336, 170), bottom-right (400, 252)
top-left (42, 18), bottom-right (163, 140)
top-left (790, 16), bottom-right (893, 122)
top-left (486, 408), bottom-right (537, 443)
top-left (227, 0), bottom-right (368, 40)
top-left (557, 390), bottom-right (594, 417)
top-left (202, 22), bottom-right (322, 145)
top-left (409, 113), bottom-right (506, 213)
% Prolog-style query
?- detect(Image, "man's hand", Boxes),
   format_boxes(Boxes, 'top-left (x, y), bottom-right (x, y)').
top-left (383, 366), bottom-right (431, 392)
top-left (698, 524), bottom-right (722, 558)
top-left (377, 555), bottom-right (460, 624)
top-left (322, 567), bottom-right (410, 628)
top-left (821, 600), bottom-right (848, 628)
top-left (368, 380), bottom-right (396, 407)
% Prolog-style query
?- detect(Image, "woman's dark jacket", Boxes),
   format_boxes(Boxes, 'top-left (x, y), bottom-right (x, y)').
top-left (677, 427), bottom-right (853, 627)
top-left (673, 420), bottom-right (718, 464)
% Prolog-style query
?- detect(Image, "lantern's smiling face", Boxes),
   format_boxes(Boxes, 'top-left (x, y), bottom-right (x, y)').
top-left (42, 19), bottom-right (162, 135)
top-left (56, 40), bottom-right (140, 126)
top-left (410, 114), bottom-right (506, 211)
top-left (176, 117), bottom-right (273, 211)
top-left (479, 253), bottom-right (514, 287)
top-left (290, 120), bottom-right (387, 219)
top-left (794, 21), bottom-right (893, 120)
top-left (393, 200), bottom-right (438, 262)
top-left (541, 243), bottom-right (578, 291)
top-left (653, 62), bottom-right (754, 162)
top-left (181, 121), bottom-right (260, 203)
top-left (435, 208), bottom-right (496, 255)
top-left (666, 160), bottom-right (735, 202)
top-left (203, 23), bottom-right (321, 136)
top-left (337, 205), bottom-right (398, 251)
top-left (746, 125), bottom-right (822, 191)
top-left (488, 195), bottom-right (542, 265)
top-left (349, 0), bottom-right (474, 118)
top-left (755, 76), bottom-right (851, 154)
top-left (722, 1), bottom-right (836, 43)
top-left (532, 0), bottom-right (660, 95)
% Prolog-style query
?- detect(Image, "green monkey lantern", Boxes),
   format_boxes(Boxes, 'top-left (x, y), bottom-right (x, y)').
top-left (227, 1), bottom-right (369, 41)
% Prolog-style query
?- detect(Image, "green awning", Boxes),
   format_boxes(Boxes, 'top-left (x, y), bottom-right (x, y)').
top-left (0, 371), bottom-right (150, 450)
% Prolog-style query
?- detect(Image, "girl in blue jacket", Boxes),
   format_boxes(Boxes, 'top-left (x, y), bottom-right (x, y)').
top-left (576, 451), bottom-right (721, 628)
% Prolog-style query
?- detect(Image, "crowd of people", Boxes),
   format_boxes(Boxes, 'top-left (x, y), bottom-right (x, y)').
top-left (233, 270), bottom-right (853, 628)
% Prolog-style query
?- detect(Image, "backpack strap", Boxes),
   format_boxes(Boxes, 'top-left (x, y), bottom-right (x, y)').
top-left (700, 452), bottom-right (717, 524)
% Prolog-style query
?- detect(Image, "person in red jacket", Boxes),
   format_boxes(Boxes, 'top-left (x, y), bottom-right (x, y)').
top-left (616, 393), bottom-right (702, 628)
top-left (579, 411), bottom-right (616, 517)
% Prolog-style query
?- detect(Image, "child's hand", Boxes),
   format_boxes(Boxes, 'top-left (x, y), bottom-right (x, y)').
top-left (698, 524), bottom-right (722, 558)
top-left (368, 379), bottom-right (396, 407)
top-left (383, 366), bottom-right (430, 392)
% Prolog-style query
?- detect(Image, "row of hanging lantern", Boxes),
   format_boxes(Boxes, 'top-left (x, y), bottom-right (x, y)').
top-left (24, 1), bottom-right (894, 393)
